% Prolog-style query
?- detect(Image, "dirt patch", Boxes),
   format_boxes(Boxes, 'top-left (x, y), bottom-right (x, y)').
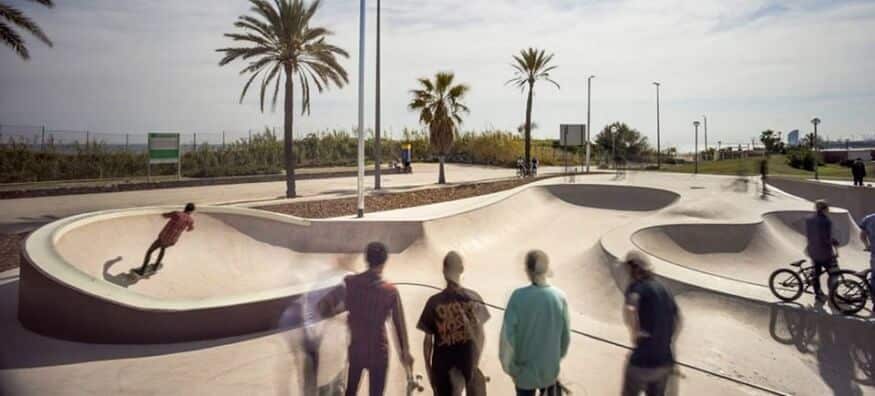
top-left (259, 175), bottom-right (558, 218)
top-left (0, 233), bottom-right (27, 273)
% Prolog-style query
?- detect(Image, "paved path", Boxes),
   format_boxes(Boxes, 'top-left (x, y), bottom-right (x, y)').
top-left (0, 163), bottom-right (562, 233)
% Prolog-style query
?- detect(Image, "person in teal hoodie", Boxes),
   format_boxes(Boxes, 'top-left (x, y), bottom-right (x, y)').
top-left (500, 250), bottom-right (570, 396)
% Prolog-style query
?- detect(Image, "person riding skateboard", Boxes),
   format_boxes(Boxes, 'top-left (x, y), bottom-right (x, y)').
top-left (134, 203), bottom-right (195, 276)
top-left (417, 251), bottom-right (490, 396)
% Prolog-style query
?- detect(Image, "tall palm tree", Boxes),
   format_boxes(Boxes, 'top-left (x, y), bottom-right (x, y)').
top-left (1, 0), bottom-right (53, 60)
top-left (507, 48), bottom-right (559, 175)
top-left (408, 72), bottom-right (470, 184)
top-left (218, 0), bottom-right (348, 198)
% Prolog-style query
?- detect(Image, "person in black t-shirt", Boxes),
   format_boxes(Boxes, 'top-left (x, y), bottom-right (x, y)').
top-left (417, 251), bottom-right (490, 396)
top-left (621, 251), bottom-right (681, 396)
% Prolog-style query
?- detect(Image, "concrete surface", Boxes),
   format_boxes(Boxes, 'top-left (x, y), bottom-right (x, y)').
top-left (770, 176), bottom-right (875, 222)
top-left (3, 172), bottom-right (875, 395)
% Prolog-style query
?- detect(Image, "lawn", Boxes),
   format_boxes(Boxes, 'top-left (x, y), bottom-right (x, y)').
top-left (657, 155), bottom-right (874, 182)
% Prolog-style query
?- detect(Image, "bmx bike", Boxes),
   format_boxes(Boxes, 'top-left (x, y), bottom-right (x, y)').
top-left (768, 258), bottom-right (860, 308)
top-left (828, 268), bottom-right (872, 315)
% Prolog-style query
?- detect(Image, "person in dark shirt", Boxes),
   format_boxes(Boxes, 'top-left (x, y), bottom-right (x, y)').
top-left (622, 251), bottom-right (680, 396)
top-left (805, 200), bottom-right (839, 302)
top-left (851, 158), bottom-right (867, 187)
top-left (417, 251), bottom-right (490, 396)
top-left (319, 242), bottom-right (414, 396)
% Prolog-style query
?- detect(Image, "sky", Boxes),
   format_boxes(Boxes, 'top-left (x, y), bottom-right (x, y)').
top-left (1, 0), bottom-right (875, 152)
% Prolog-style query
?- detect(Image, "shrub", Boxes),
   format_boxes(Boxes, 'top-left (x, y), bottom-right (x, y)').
top-left (786, 148), bottom-right (821, 171)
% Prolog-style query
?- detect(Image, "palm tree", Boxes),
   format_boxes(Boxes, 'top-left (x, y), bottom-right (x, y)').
top-left (507, 48), bottom-right (559, 175)
top-left (408, 72), bottom-right (470, 184)
top-left (1, 0), bottom-right (53, 60)
top-left (218, 0), bottom-right (348, 198)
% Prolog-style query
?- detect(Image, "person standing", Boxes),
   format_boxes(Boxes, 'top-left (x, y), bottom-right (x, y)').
top-left (621, 251), bottom-right (681, 396)
top-left (805, 200), bottom-right (839, 303)
top-left (851, 158), bottom-right (867, 187)
top-left (759, 157), bottom-right (769, 197)
top-left (135, 203), bottom-right (195, 276)
top-left (319, 242), bottom-right (414, 396)
top-left (859, 212), bottom-right (875, 299)
top-left (417, 251), bottom-right (490, 396)
top-left (500, 250), bottom-right (570, 396)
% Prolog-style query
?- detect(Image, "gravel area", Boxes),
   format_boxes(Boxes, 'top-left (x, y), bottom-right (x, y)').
top-left (259, 175), bottom-right (557, 218)
top-left (0, 233), bottom-right (27, 273)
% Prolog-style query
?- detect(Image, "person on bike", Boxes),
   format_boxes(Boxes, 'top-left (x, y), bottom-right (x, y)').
top-left (622, 250), bottom-right (681, 396)
top-left (859, 211), bottom-right (875, 298)
top-left (500, 250), bottom-right (570, 395)
top-left (805, 200), bottom-right (839, 303)
top-left (417, 251), bottom-right (490, 396)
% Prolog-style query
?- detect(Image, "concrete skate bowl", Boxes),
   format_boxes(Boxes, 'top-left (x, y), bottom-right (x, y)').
top-left (542, 184), bottom-right (679, 211)
top-left (18, 206), bottom-right (424, 343)
top-left (631, 210), bottom-right (870, 287)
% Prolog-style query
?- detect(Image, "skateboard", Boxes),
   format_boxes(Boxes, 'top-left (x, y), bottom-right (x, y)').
top-left (130, 263), bottom-right (163, 279)
top-left (405, 367), bottom-right (425, 395)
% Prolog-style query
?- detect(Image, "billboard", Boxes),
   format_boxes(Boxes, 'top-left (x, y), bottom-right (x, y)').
top-left (560, 124), bottom-right (586, 146)
top-left (787, 130), bottom-right (799, 146)
top-left (148, 133), bottom-right (180, 164)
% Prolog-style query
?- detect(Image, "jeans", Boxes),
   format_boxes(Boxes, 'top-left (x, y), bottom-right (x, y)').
top-left (621, 364), bottom-right (674, 396)
top-left (811, 259), bottom-right (835, 297)
top-left (516, 382), bottom-right (562, 396)
top-left (345, 357), bottom-right (387, 396)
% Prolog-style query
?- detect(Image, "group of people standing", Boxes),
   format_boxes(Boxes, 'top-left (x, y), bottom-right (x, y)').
top-left (320, 243), bottom-right (680, 396)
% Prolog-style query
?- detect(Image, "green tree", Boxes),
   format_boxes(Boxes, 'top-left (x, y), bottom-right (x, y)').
top-left (217, 0), bottom-right (349, 198)
top-left (408, 72), bottom-right (470, 184)
top-left (1, 0), bottom-right (53, 60)
top-left (594, 122), bottom-right (650, 163)
top-left (507, 48), bottom-right (559, 175)
top-left (759, 129), bottom-right (784, 154)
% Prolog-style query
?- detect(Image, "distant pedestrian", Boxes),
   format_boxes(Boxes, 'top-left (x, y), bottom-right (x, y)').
top-left (531, 157), bottom-right (539, 177)
top-left (500, 250), bottom-right (570, 396)
top-left (417, 251), bottom-right (490, 396)
top-left (851, 158), bottom-right (867, 187)
top-left (759, 158), bottom-right (769, 197)
top-left (318, 242), bottom-right (414, 396)
top-left (805, 200), bottom-right (839, 303)
top-left (135, 203), bottom-right (195, 276)
top-left (621, 251), bottom-right (681, 396)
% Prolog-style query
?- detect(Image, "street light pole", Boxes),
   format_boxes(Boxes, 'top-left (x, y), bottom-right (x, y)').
top-left (356, 0), bottom-right (366, 217)
top-left (610, 124), bottom-right (618, 173)
top-left (653, 82), bottom-right (661, 168)
top-left (703, 115), bottom-right (708, 161)
top-left (374, 0), bottom-right (382, 190)
top-left (586, 75), bottom-right (594, 173)
top-left (812, 117), bottom-right (821, 180)
top-left (693, 121), bottom-right (700, 174)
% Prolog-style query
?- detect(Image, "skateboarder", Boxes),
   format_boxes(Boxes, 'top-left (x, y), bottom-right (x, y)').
top-left (417, 251), bottom-right (490, 396)
top-left (805, 200), bottom-right (839, 303)
top-left (851, 158), bottom-right (867, 187)
top-left (134, 203), bottom-right (195, 276)
top-left (500, 250), bottom-right (570, 396)
top-left (621, 251), bottom-right (681, 396)
top-left (318, 242), bottom-right (414, 396)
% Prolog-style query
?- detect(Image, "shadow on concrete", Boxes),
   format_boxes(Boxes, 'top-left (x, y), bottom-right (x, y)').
top-left (769, 303), bottom-right (873, 394)
top-left (101, 256), bottom-right (139, 288)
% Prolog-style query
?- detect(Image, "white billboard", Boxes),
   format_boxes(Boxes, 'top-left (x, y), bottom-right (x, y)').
top-left (560, 124), bottom-right (586, 146)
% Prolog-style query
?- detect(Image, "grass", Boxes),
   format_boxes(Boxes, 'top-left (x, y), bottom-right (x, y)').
top-left (658, 155), bottom-right (874, 181)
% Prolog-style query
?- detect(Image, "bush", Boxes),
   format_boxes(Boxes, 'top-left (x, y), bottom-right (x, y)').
top-left (786, 148), bottom-right (821, 171)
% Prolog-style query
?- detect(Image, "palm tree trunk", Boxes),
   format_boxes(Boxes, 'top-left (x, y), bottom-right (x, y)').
top-left (524, 81), bottom-right (534, 176)
top-left (438, 155), bottom-right (446, 184)
top-left (283, 67), bottom-right (296, 198)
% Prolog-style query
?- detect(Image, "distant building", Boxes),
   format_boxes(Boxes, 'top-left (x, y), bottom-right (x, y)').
top-left (787, 130), bottom-right (799, 146)
top-left (821, 148), bottom-right (875, 164)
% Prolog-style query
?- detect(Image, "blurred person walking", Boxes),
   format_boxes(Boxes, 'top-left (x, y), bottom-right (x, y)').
top-left (500, 250), bottom-right (570, 396)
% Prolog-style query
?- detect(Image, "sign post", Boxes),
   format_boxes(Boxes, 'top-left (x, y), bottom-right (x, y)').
top-left (560, 124), bottom-right (586, 174)
top-left (148, 133), bottom-right (181, 181)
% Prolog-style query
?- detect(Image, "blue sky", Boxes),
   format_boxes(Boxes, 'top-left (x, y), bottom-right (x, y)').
top-left (1, 0), bottom-right (874, 151)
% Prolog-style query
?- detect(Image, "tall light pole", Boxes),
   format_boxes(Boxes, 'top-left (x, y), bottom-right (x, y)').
top-left (693, 120), bottom-right (700, 174)
top-left (586, 75), bottom-right (595, 173)
top-left (703, 115), bottom-right (708, 160)
top-left (812, 117), bottom-right (821, 180)
top-left (373, 0), bottom-right (382, 190)
top-left (356, 0), bottom-right (366, 217)
top-left (653, 82), bottom-right (661, 168)
top-left (610, 124), bottom-right (618, 172)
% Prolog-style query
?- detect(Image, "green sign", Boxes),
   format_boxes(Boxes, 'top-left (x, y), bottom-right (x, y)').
top-left (148, 133), bottom-right (180, 164)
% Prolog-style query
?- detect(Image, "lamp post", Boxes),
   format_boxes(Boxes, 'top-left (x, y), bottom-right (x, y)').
top-left (610, 124), bottom-right (618, 172)
top-left (811, 117), bottom-right (821, 180)
top-left (373, 0), bottom-right (382, 190)
top-left (703, 115), bottom-right (708, 160)
top-left (693, 120), bottom-right (700, 174)
top-left (356, 0), bottom-right (366, 217)
top-left (586, 75), bottom-right (595, 173)
top-left (653, 82), bottom-right (661, 168)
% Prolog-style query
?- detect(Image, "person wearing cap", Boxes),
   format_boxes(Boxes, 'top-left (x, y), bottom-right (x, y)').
top-left (417, 251), bottom-right (490, 396)
top-left (805, 200), bottom-right (839, 303)
top-left (621, 251), bottom-right (681, 396)
top-left (135, 202), bottom-right (196, 276)
top-left (500, 250), bottom-right (570, 396)
top-left (318, 242), bottom-right (414, 396)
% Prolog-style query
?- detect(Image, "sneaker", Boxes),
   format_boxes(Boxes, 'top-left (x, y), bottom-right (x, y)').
top-left (132, 268), bottom-right (147, 277)
top-left (815, 294), bottom-right (827, 303)
top-left (148, 263), bottom-right (163, 273)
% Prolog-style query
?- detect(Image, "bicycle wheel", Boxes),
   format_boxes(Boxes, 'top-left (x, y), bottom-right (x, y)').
top-left (830, 275), bottom-right (869, 315)
top-left (769, 269), bottom-right (804, 302)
